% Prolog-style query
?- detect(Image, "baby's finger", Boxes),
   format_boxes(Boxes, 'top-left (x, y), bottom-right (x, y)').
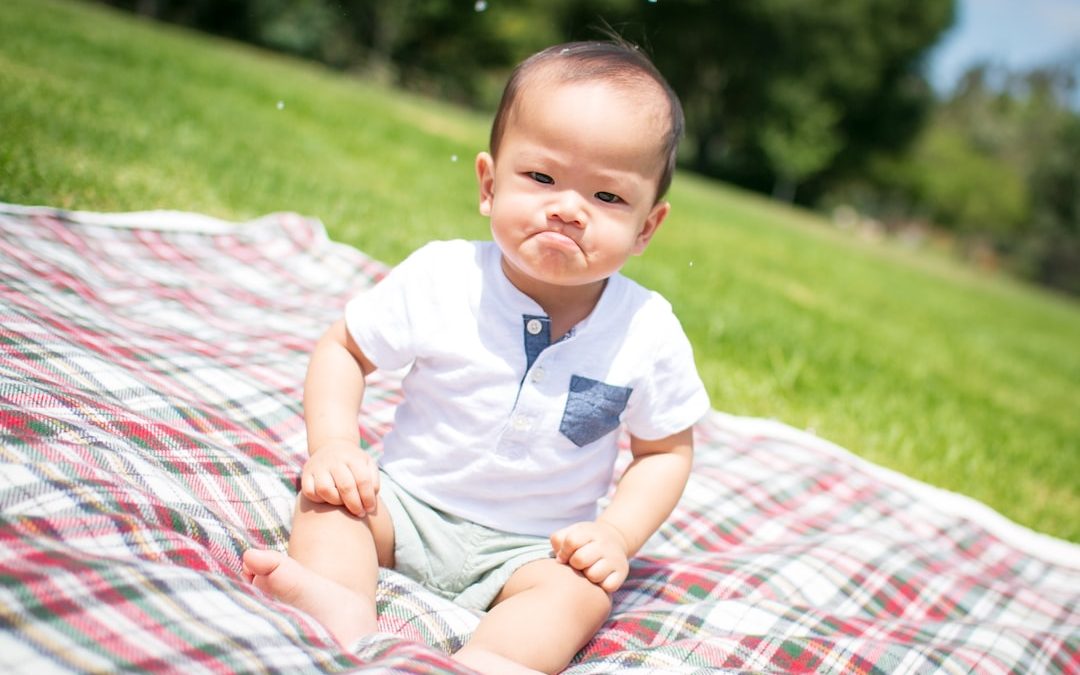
top-left (330, 464), bottom-right (364, 516)
top-left (349, 461), bottom-right (379, 515)
top-left (555, 524), bottom-right (592, 562)
top-left (568, 541), bottom-right (603, 571)
top-left (549, 528), bottom-right (570, 562)
top-left (360, 481), bottom-right (377, 515)
top-left (302, 471), bottom-right (328, 503)
top-left (598, 568), bottom-right (624, 594)
top-left (313, 471), bottom-right (343, 506)
top-left (583, 558), bottom-right (613, 586)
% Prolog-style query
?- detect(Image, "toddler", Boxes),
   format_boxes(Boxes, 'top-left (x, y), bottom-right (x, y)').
top-left (244, 39), bottom-right (709, 674)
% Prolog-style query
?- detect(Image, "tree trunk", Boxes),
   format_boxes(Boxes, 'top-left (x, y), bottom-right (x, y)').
top-left (136, 0), bottom-right (159, 18)
top-left (773, 174), bottom-right (797, 203)
top-left (694, 134), bottom-right (712, 175)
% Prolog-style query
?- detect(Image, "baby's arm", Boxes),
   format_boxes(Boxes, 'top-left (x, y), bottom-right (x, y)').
top-left (550, 427), bottom-right (694, 593)
top-left (300, 318), bottom-right (380, 517)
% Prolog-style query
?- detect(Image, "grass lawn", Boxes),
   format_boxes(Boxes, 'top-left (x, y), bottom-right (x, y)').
top-left (2, 0), bottom-right (1078, 542)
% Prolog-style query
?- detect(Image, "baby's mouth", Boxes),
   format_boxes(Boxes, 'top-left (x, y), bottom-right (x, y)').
top-left (531, 229), bottom-right (582, 252)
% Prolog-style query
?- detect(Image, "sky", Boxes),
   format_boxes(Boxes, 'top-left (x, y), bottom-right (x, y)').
top-left (928, 0), bottom-right (1080, 94)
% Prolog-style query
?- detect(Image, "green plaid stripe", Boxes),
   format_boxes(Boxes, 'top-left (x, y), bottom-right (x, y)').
top-left (1, 204), bottom-right (1077, 673)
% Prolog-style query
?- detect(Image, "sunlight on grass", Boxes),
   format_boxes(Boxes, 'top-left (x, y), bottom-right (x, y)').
top-left (1, 0), bottom-right (1078, 541)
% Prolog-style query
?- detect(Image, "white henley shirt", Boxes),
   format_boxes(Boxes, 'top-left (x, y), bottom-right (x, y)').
top-left (345, 240), bottom-right (709, 536)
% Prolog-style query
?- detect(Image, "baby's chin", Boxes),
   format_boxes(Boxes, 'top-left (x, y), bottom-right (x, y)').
top-left (525, 264), bottom-right (614, 294)
top-left (500, 241), bottom-right (617, 290)
top-left (515, 250), bottom-right (591, 283)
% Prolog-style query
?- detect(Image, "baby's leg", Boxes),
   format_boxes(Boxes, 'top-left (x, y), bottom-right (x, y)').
top-left (453, 558), bottom-right (612, 674)
top-left (243, 496), bottom-right (394, 647)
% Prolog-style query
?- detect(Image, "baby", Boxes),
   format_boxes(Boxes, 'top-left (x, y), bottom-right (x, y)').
top-left (244, 39), bottom-right (709, 674)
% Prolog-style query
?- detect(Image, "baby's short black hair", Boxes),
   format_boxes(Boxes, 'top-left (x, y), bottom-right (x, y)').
top-left (489, 39), bottom-right (685, 201)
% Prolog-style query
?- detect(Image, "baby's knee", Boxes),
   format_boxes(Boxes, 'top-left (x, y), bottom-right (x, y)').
top-left (503, 559), bottom-right (613, 626)
top-left (557, 569), bottom-right (613, 625)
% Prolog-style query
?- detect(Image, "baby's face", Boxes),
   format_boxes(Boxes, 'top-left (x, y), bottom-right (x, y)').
top-left (477, 78), bottom-right (670, 294)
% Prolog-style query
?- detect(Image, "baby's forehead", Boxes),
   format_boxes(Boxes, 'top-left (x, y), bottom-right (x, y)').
top-left (504, 76), bottom-right (669, 185)
top-left (512, 69), bottom-right (670, 141)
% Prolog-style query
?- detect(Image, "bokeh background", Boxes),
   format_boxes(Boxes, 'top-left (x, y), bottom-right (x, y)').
top-left (96, 0), bottom-right (1080, 295)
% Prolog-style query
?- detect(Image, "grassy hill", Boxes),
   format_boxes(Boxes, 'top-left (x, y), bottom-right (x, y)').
top-left (2, 0), bottom-right (1078, 541)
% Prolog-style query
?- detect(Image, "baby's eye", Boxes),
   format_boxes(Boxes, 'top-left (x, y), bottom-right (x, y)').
top-left (595, 191), bottom-right (622, 204)
top-left (528, 172), bottom-right (554, 185)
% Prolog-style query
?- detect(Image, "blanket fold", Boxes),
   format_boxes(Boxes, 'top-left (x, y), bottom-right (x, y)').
top-left (1, 203), bottom-right (1077, 674)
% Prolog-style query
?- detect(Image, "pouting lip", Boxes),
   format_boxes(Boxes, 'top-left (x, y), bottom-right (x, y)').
top-left (529, 229), bottom-right (582, 252)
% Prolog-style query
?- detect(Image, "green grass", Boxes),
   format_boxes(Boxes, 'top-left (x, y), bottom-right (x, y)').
top-left (2, 0), bottom-right (1078, 541)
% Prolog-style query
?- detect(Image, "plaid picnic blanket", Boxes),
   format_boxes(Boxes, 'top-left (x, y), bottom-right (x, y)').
top-left (1, 203), bottom-right (1077, 674)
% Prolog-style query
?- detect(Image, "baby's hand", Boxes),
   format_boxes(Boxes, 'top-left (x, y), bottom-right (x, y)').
top-left (300, 440), bottom-right (379, 518)
top-left (550, 521), bottom-right (630, 593)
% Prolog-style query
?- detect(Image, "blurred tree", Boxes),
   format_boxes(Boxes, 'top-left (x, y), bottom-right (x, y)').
top-left (758, 80), bottom-right (841, 202)
top-left (107, 0), bottom-right (253, 39)
top-left (905, 123), bottom-right (1029, 236)
top-left (1012, 64), bottom-right (1080, 294)
top-left (835, 60), bottom-right (1080, 294)
top-left (86, 0), bottom-right (1079, 293)
top-left (250, 0), bottom-right (340, 62)
top-left (374, 0), bottom-right (561, 106)
top-left (1024, 114), bottom-right (1080, 294)
top-left (606, 0), bottom-right (954, 203)
top-left (99, 0), bottom-right (952, 203)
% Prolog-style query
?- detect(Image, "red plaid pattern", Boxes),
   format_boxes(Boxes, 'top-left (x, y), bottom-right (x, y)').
top-left (1, 203), bottom-right (1077, 673)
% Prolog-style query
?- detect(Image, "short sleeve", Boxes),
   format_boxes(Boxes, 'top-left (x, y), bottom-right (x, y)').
top-left (344, 243), bottom-right (440, 371)
top-left (622, 304), bottom-right (710, 441)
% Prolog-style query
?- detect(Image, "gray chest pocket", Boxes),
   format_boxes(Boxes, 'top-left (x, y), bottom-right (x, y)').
top-left (559, 375), bottom-right (633, 447)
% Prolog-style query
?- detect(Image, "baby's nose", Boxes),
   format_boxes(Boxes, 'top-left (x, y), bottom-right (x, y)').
top-left (547, 191), bottom-right (585, 226)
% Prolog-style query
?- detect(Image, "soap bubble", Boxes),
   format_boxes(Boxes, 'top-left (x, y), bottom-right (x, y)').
top-left (276, 100), bottom-right (285, 110)
top-left (451, 155), bottom-right (459, 162)
top-left (474, 1), bottom-right (487, 11)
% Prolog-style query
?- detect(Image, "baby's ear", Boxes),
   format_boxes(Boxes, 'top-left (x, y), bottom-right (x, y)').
top-left (475, 152), bottom-right (495, 216)
top-left (632, 200), bottom-right (670, 255)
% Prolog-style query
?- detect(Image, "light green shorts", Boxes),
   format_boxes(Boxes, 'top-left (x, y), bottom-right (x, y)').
top-left (378, 470), bottom-right (553, 611)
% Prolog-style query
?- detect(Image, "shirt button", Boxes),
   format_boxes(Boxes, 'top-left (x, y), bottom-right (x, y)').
top-left (511, 415), bottom-right (531, 431)
top-left (531, 367), bottom-right (546, 383)
top-left (526, 319), bottom-right (543, 335)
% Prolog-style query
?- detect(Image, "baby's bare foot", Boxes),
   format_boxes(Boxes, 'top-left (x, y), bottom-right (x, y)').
top-left (242, 549), bottom-right (376, 646)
